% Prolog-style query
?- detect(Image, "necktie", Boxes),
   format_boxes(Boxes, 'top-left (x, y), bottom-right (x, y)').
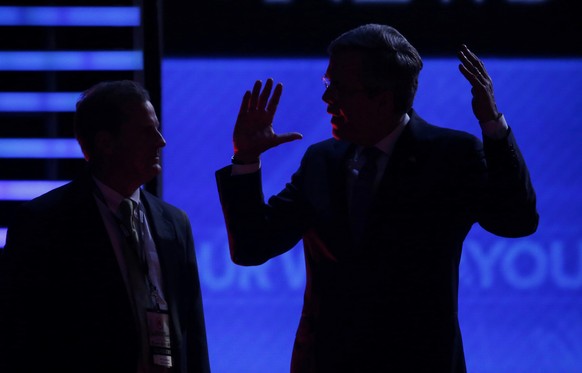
top-left (350, 147), bottom-right (382, 246)
top-left (120, 198), bottom-right (141, 253)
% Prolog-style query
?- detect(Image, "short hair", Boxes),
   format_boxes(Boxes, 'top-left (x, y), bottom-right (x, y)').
top-left (327, 24), bottom-right (423, 115)
top-left (74, 80), bottom-right (150, 160)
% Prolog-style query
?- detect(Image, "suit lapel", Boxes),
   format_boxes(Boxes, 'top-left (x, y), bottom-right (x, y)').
top-left (329, 140), bottom-right (354, 217)
top-left (65, 173), bottom-right (135, 322)
top-left (377, 112), bottom-right (427, 200)
top-left (325, 140), bottom-right (357, 258)
top-left (381, 123), bottom-right (416, 189)
top-left (363, 112), bottom-right (431, 249)
top-left (140, 192), bottom-right (175, 245)
top-left (70, 173), bottom-right (125, 274)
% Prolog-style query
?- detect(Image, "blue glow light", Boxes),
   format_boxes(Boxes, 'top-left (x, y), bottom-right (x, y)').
top-left (0, 51), bottom-right (143, 71)
top-left (0, 139), bottom-right (83, 158)
top-left (0, 180), bottom-right (69, 201)
top-left (0, 6), bottom-right (140, 26)
top-left (353, 0), bottom-right (411, 3)
top-left (0, 92), bottom-right (79, 112)
top-left (0, 228), bottom-right (6, 248)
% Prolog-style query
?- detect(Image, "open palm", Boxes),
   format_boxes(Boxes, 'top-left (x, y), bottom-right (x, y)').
top-left (233, 78), bottom-right (302, 163)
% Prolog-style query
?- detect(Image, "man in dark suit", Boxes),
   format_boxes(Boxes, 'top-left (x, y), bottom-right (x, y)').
top-left (0, 80), bottom-right (210, 372)
top-left (215, 24), bottom-right (538, 372)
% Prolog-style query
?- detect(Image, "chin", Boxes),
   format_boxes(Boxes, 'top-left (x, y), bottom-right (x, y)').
top-left (138, 165), bottom-right (162, 183)
top-left (150, 165), bottom-right (162, 177)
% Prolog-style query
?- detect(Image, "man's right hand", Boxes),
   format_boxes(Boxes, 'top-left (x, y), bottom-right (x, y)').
top-left (232, 78), bottom-right (303, 164)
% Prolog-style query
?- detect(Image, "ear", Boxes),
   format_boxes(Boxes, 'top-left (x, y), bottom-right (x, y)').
top-left (94, 130), bottom-right (115, 156)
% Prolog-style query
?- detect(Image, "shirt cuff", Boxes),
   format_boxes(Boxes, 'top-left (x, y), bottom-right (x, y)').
top-left (481, 113), bottom-right (509, 140)
top-left (231, 161), bottom-right (260, 175)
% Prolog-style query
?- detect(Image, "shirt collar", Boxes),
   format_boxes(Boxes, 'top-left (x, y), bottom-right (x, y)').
top-left (375, 112), bottom-right (409, 154)
top-left (357, 112), bottom-right (409, 158)
top-left (92, 176), bottom-right (141, 213)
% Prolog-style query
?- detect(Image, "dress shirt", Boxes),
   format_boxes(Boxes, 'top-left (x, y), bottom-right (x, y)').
top-left (346, 113), bottom-right (410, 195)
top-left (92, 178), bottom-right (168, 311)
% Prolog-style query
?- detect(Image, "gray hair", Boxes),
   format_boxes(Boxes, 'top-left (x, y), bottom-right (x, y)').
top-left (328, 24), bottom-right (423, 115)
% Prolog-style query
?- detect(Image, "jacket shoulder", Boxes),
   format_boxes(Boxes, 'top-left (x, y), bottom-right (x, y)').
top-left (16, 180), bottom-right (84, 217)
top-left (411, 113), bottom-right (479, 142)
top-left (141, 190), bottom-right (189, 221)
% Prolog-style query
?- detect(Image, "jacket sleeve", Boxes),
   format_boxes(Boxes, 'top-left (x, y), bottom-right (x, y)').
top-left (175, 209), bottom-right (211, 373)
top-left (476, 127), bottom-right (539, 237)
top-left (215, 156), bottom-right (312, 266)
top-left (0, 204), bottom-right (50, 371)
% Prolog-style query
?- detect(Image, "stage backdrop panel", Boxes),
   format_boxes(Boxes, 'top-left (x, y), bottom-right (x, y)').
top-left (162, 57), bottom-right (582, 373)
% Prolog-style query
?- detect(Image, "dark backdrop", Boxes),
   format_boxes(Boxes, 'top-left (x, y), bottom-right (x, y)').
top-left (163, 0), bottom-right (580, 57)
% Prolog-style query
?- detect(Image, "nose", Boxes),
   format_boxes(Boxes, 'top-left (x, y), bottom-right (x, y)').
top-left (322, 86), bottom-right (335, 104)
top-left (157, 128), bottom-right (166, 148)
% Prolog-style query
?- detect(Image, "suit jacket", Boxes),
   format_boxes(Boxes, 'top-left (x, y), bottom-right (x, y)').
top-left (0, 170), bottom-right (210, 373)
top-left (215, 110), bottom-right (538, 372)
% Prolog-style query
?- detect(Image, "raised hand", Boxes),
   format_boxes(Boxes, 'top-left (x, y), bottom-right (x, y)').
top-left (232, 78), bottom-right (303, 164)
top-left (457, 44), bottom-right (500, 124)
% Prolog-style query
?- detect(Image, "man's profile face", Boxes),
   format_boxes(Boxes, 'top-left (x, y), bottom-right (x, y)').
top-left (322, 50), bottom-right (396, 146)
top-left (108, 100), bottom-right (166, 186)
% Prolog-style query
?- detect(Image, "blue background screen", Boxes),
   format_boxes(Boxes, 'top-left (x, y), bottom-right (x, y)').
top-left (162, 58), bottom-right (582, 373)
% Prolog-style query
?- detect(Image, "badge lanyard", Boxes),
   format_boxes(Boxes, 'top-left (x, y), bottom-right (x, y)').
top-left (123, 202), bottom-right (173, 368)
top-left (93, 184), bottom-right (173, 367)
